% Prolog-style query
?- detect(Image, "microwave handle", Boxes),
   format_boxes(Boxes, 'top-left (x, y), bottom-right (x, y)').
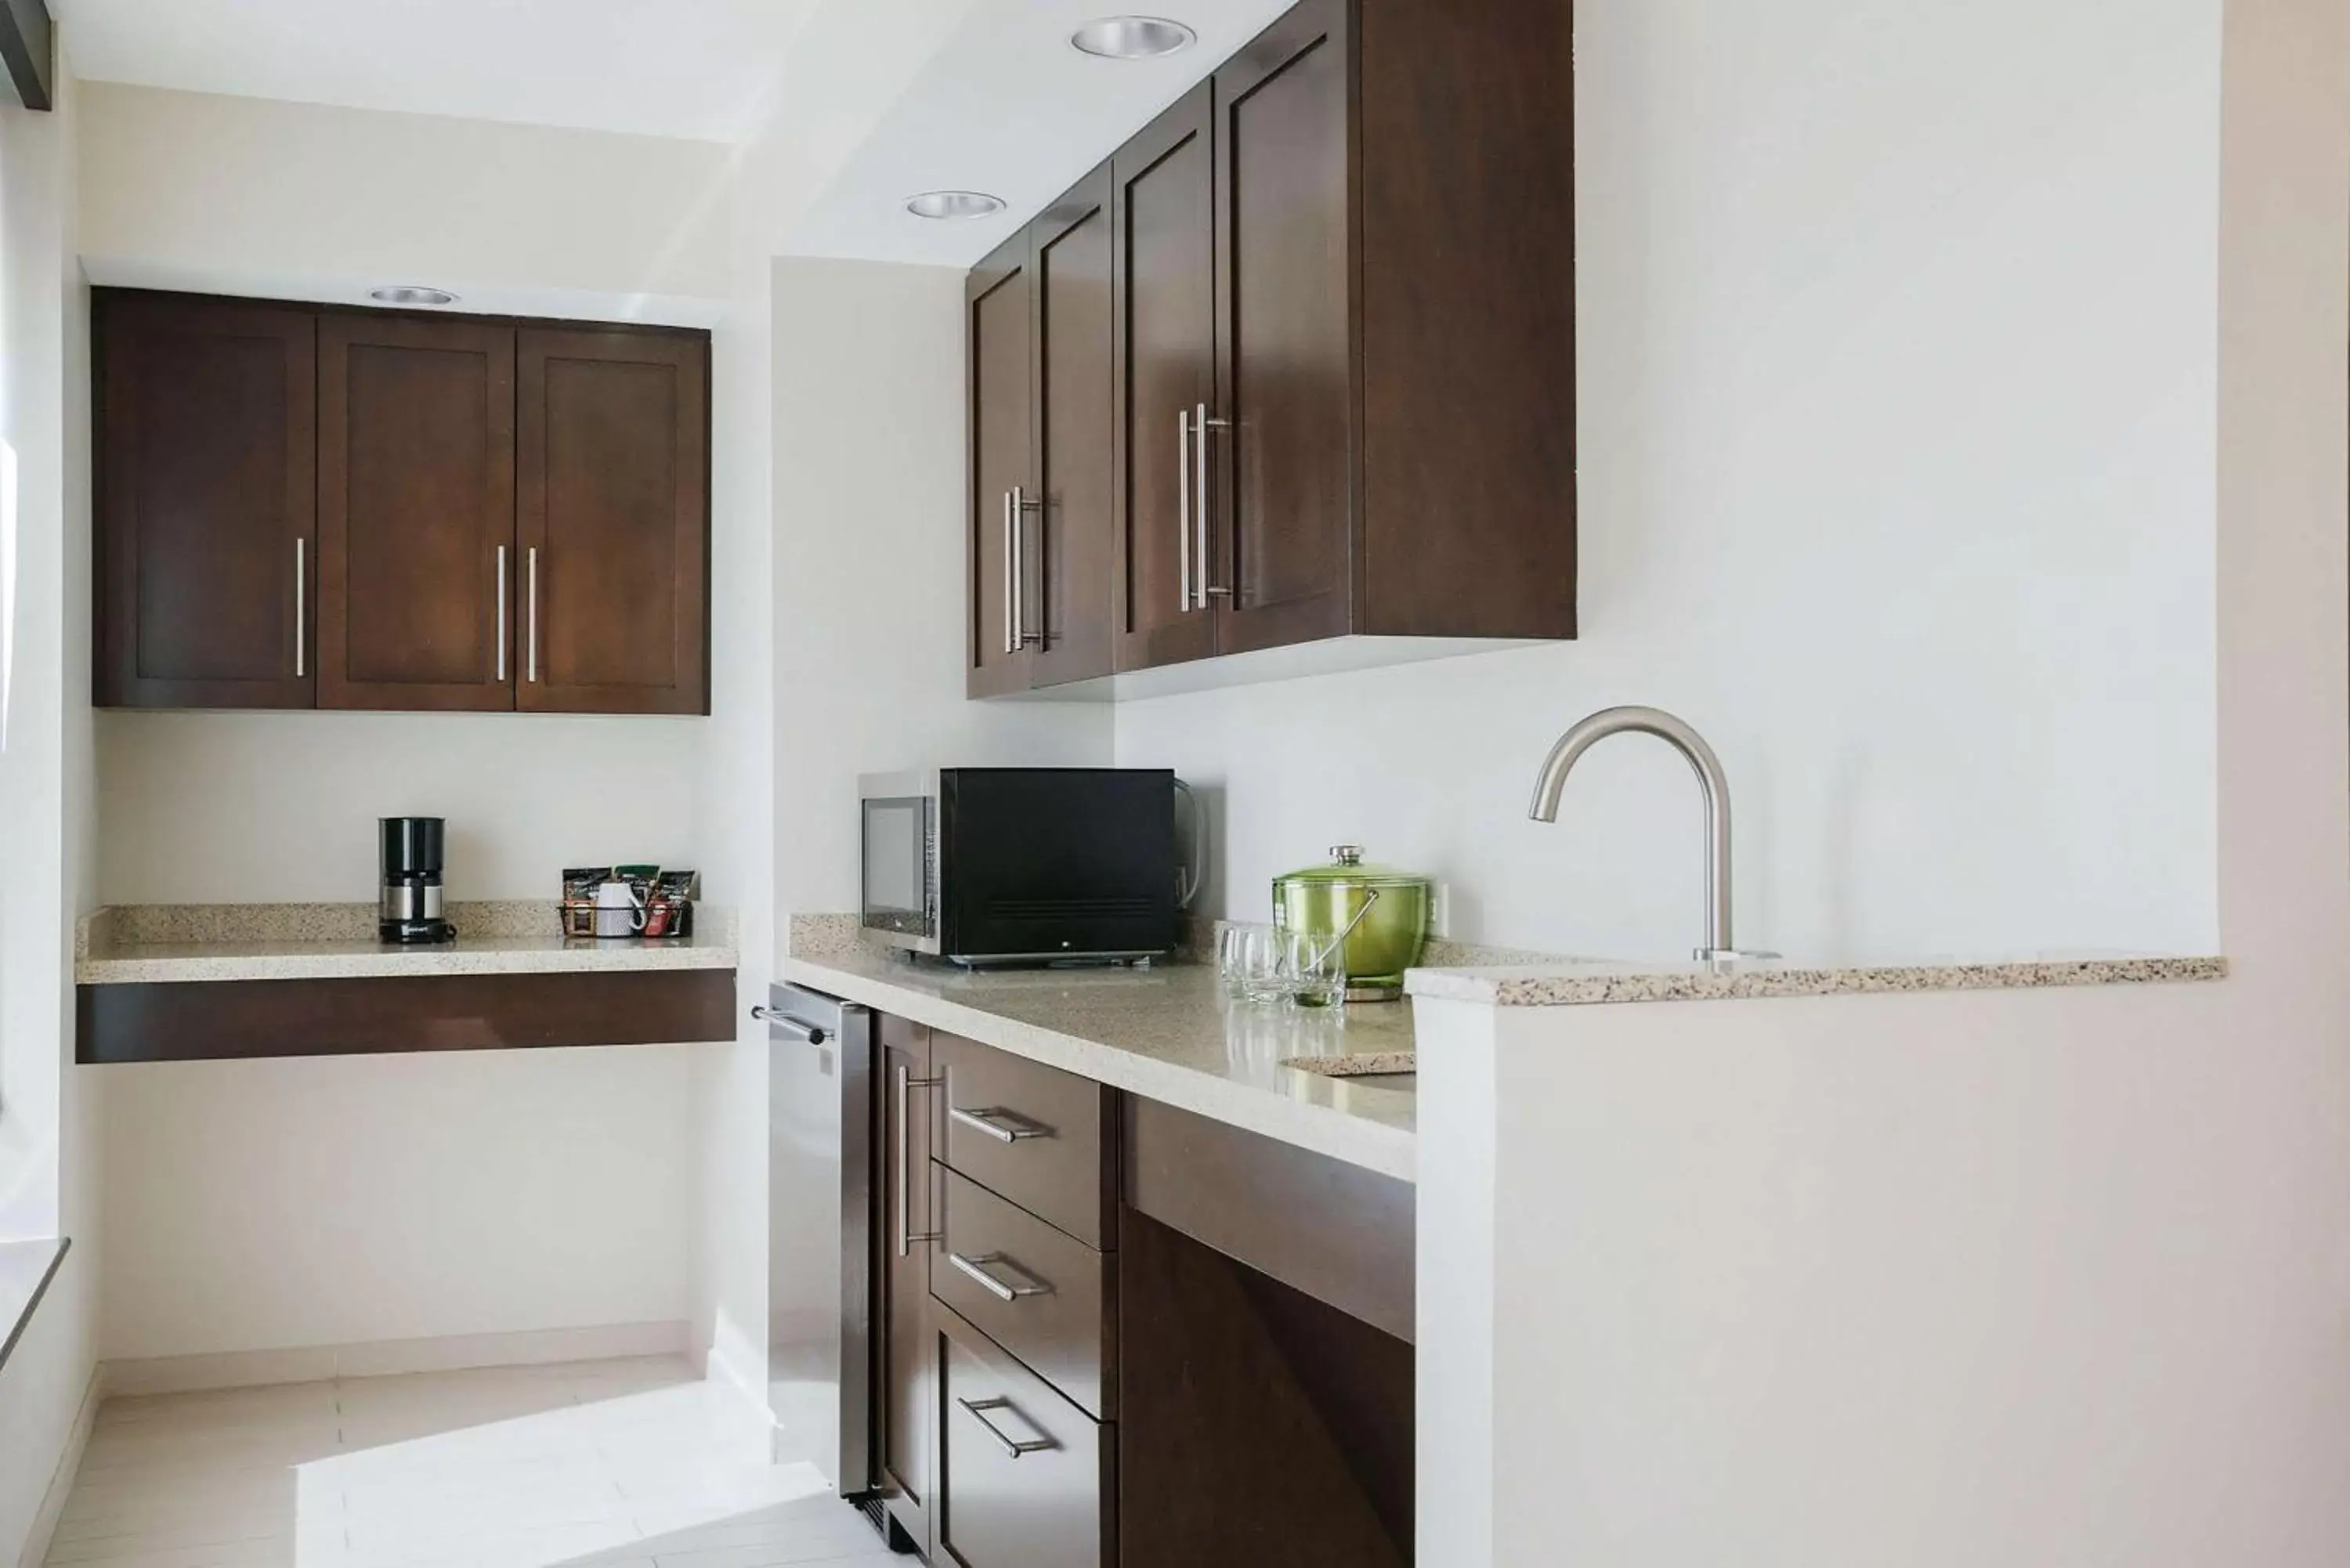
top-left (1173, 776), bottom-right (1208, 911)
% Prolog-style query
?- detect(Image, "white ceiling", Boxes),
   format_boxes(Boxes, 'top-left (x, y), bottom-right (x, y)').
top-left (51, 0), bottom-right (830, 143)
top-left (786, 0), bottom-right (1292, 266)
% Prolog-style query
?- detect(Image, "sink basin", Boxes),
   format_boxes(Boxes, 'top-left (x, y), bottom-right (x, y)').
top-left (1280, 1051), bottom-right (1415, 1078)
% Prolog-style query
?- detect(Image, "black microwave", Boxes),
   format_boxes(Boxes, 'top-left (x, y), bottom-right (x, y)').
top-left (859, 768), bottom-right (1180, 964)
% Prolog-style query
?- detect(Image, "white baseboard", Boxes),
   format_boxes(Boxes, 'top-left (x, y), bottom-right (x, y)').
top-left (101, 1320), bottom-right (691, 1398)
top-left (18, 1362), bottom-right (100, 1568)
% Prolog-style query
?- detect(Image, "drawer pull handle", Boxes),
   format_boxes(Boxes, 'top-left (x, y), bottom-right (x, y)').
top-left (949, 1250), bottom-right (1050, 1302)
top-left (949, 1104), bottom-right (1051, 1143)
top-left (957, 1396), bottom-right (1058, 1458)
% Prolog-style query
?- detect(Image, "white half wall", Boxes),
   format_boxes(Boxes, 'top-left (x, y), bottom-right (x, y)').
top-left (1418, 0), bottom-right (2349, 1557)
top-left (1114, 0), bottom-right (2223, 965)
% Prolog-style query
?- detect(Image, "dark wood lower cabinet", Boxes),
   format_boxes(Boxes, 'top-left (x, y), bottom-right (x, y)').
top-left (75, 967), bottom-right (735, 1064)
top-left (876, 1016), bottom-right (1414, 1567)
top-left (1117, 1206), bottom-right (1412, 1568)
top-left (935, 1302), bottom-right (1114, 1568)
top-left (878, 1015), bottom-right (939, 1554)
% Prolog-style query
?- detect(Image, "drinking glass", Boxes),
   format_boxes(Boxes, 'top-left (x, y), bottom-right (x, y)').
top-left (1216, 924), bottom-right (1254, 999)
top-left (1235, 927), bottom-right (1292, 1006)
top-left (1285, 929), bottom-right (1347, 1009)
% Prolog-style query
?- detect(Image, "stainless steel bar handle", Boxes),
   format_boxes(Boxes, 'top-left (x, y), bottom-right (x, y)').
top-left (948, 1104), bottom-right (1050, 1144)
top-left (495, 545), bottom-right (508, 681)
top-left (751, 1006), bottom-right (827, 1046)
top-left (1194, 403), bottom-right (1232, 606)
top-left (949, 1251), bottom-right (1050, 1302)
top-left (526, 546), bottom-right (540, 683)
top-left (895, 1064), bottom-right (943, 1258)
top-left (956, 1396), bottom-right (1058, 1458)
top-left (1177, 407), bottom-right (1192, 612)
top-left (1011, 484), bottom-right (1026, 650)
top-left (293, 537), bottom-right (306, 678)
top-left (1000, 490), bottom-right (1015, 655)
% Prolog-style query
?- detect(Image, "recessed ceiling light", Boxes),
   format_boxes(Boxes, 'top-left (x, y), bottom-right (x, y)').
top-left (1070, 16), bottom-right (1196, 59)
top-left (905, 190), bottom-right (1007, 221)
top-left (369, 285), bottom-right (457, 306)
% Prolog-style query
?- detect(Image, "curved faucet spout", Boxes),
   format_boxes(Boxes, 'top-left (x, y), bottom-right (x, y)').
top-left (1527, 705), bottom-right (1744, 961)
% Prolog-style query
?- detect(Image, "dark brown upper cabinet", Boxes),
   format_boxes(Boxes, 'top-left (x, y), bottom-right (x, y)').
top-left (516, 327), bottom-right (710, 716)
top-left (96, 293), bottom-right (317, 710)
top-left (318, 314), bottom-right (516, 711)
top-left (967, 236), bottom-right (1032, 699)
top-left (94, 289), bottom-right (711, 716)
top-left (966, 164), bottom-right (1118, 699)
top-left (1029, 167), bottom-right (1117, 690)
top-left (981, 0), bottom-right (1578, 695)
top-left (1111, 85), bottom-right (1218, 674)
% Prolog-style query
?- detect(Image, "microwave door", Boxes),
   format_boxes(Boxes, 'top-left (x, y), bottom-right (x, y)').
top-left (861, 796), bottom-right (935, 948)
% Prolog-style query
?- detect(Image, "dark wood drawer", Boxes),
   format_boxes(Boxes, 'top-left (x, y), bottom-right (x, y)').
top-left (937, 1303), bottom-right (1112, 1568)
top-left (934, 1165), bottom-right (1113, 1418)
top-left (935, 1030), bottom-right (1115, 1247)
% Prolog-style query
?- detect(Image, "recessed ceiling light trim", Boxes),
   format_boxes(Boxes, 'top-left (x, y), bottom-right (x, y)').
top-left (1070, 16), bottom-right (1197, 59)
top-left (369, 285), bottom-right (458, 306)
top-left (905, 190), bottom-right (1007, 221)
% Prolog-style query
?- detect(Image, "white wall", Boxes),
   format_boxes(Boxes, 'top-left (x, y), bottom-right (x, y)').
top-left (98, 1049), bottom-right (694, 1360)
top-left (0, 52), bottom-right (101, 1568)
top-left (769, 257), bottom-right (1111, 920)
top-left (96, 713), bottom-right (703, 903)
top-left (1419, 0), bottom-right (2349, 1558)
top-left (1116, 0), bottom-right (2222, 966)
top-left (76, 81), bottom-right (736, 322)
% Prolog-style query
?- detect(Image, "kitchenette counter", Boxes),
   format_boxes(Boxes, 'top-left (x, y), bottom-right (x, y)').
top-left (1405, 951), bottom-right (2227, 1006)
top-left (76, 901), bottom-right (738, 985)
top-left (780, 927), bottom-right (1418, 1183)
top-left (75, 903), bottom-right (740, 1064)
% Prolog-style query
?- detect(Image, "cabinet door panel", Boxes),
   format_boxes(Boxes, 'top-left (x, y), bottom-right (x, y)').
top-left (967, 239), bottom-right (1032, 696)
top-left (1111, 84), bottom-right (1218, 673)
top-left (936, 1304), bottom-right (1109, 1568)
top-left (96, 294), bottom-right (316, 708)
top-left (516, 328), bottom-right (707, 714)
top-left (1029, 166), bottom-right (1115, 688)
top-left (1215, 0), bottom-right (1356, 656)
top-left (879, 1016), bottom-right (938, 1553)
top-left (318, 315), bottom-right (515, 711)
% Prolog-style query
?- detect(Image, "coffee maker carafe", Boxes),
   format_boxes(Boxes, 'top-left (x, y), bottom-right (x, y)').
top-left (380, 817), bottom-right (455, 945)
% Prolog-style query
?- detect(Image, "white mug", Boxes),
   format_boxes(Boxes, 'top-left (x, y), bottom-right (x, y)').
top-left (595, 879), bottom-right (646, 938)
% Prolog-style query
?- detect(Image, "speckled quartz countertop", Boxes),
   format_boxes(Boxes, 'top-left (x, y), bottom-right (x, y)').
top-left (76, 902), bottom-right (738, 985)
top-left (779, 929), bottom-right (1418, 1183)
top-left (1405, 952), bottom-right (2228, 1006)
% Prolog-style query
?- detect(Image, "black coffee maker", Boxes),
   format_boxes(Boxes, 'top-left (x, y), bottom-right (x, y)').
top-left (380, 817), bottom-right (456, 945)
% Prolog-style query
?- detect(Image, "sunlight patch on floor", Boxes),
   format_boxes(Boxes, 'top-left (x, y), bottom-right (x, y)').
top-left (46, 1355), bottom-right (900, 1568)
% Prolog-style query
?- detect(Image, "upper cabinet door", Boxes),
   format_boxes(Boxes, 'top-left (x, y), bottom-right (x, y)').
top-left (516, 328), bottom-right (710, 715)
top-left (1213, 0), bottom-right (1356, 656)
top-left (1026, 164), bottom-right (1116, 689)
top-left (1111, 84), bottom-right (1219, 674)
top-left (967, 235), bottom-right (1034, 698)
top-left (96, 294), bottom-right (317, 709)
top-left (317, 315), bottom-right (516, 712)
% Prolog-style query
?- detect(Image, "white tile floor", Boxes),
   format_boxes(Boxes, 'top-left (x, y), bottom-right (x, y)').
top-left (46, 1357), bottom-right (903, 1568)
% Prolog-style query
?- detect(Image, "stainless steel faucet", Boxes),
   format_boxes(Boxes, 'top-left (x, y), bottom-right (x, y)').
top-left (1527, 706), bottom-right (1773, 963)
